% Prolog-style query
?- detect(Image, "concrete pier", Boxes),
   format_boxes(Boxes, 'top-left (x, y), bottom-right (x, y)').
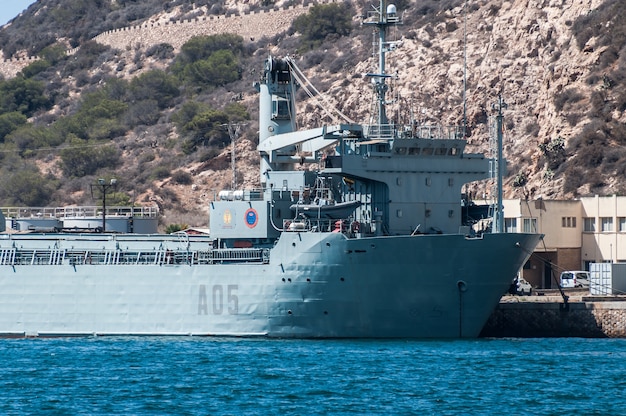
top-left (481, 290), bottom-right (626, 338)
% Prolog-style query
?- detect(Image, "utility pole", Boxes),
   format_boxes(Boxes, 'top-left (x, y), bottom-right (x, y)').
top-left (90, 178), bottom-right (117, 232)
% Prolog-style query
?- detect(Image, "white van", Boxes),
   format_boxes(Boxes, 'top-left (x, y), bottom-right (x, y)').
top-left (560, 271), bottom-right (590, 288)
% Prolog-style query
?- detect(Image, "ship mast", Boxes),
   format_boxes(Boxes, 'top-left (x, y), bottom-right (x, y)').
top-left (364, 0), bottom-right (401, 127)
top-left (492, 96), bottom-right (506, 234)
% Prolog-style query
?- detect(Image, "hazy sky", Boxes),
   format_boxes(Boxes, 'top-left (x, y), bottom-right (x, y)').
top-left (0, 0), bottom-right (37, 26)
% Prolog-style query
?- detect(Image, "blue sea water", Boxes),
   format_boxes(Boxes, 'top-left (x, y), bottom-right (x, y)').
top-left (1, 337), bottom-right (625, 415)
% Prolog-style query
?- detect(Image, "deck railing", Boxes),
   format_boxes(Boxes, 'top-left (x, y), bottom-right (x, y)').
top-left (1, 206), bottom-right (159, 219)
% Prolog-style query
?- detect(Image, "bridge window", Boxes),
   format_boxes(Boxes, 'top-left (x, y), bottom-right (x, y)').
top-left (394, 147), bottom-right (406, 155)
top-left (272, 98), bottom-right (291, 119)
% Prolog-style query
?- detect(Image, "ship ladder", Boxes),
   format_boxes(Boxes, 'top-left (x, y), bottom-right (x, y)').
top-left (0, 248), bottom-right (15, 265)
top-left (48, 249), bottom-right (66, 265)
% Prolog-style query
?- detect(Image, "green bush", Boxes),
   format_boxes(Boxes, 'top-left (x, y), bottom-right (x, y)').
top-left (175, 34), bottom-right (244, 67)
top-left (146, 43), bottom-right (175, 60)
top-left (0, 112), bottom-right (28, 142)
top-left (151, 165), bottom-right (172, 180)
top-left (60, 138), bottom-right (120, 177)
top-left (553, 88), bottom-right (584, 112)
top-left (173, 101), bottom-right (243, 152)
top-left (172, 170), bottom-right (193, 185)
top-left (129, 70), bottom-right (180, 109)
top-left (0, 77), bottom-right (51, 117)
top-left (39, 43), bottom-right (67, 65)
top-left (0, 166), bottom-right (55, 206)
top-left (20, 60), bottom-right (52, 79)
top-left (165, 223), bottom-right (188, 234)
top-left (125, 99), bottom-right (161, 126)
top-left (291, 3), bottom-right (352, 51)
top-left (5, 123), bottom-right (65, 153)
top-left (539, 136), bottom-right (566, 170)
top-left (54, 92), bottom-right (128, 141)
top-left (182, 50), bottom-right (240, 87)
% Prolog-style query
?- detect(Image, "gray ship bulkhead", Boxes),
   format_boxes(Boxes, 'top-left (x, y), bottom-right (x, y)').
top-left (0, 231), bottom-right (540, 338)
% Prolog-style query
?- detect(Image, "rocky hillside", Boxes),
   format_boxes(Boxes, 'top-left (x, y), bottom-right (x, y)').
top-left (0, 0), bottom-right (624, 229)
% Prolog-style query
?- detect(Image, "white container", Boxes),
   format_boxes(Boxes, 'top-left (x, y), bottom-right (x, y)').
top-left (590, 263), bottom-right (626, 295)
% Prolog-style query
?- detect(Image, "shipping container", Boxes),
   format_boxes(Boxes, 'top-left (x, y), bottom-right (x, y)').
top-left (590, 263), bottom-right (626, 295)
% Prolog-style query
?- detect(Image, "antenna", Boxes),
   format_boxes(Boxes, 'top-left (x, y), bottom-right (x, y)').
top-left (222, 122), bottom-right (246, 191)
top-left (492, 95), bottom-right (507, 234)
top-left (462, 0), bottom-right (468, 137)
top-left (362, 1), bottom-right (402, 130)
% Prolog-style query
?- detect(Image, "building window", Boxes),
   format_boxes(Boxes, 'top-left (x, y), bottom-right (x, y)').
top-left (619, 217), bottom-right (626, 232)
top-left (601, 217), bottom-right (613, 232)
top-left (561, 217), bottom-right (576, 228)
top-left (523, 218), bottom-right (537, 233)
top-left (505, 218), bottom-right (517, 233)
top-left (583, 217), bottom-right (595, 232)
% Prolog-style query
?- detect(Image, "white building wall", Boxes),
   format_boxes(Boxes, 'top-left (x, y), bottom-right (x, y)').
top-left (504, 196), bottom-right (626, 271)
top-left (580, 195), bottom-right (626, 264)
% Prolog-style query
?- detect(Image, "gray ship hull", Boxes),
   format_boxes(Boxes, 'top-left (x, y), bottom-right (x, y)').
top-left (0, 232), bottom-right (539, 338)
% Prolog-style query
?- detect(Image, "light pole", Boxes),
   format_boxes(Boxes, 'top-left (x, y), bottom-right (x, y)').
top-left (90, 178), bottom-right (117, 232)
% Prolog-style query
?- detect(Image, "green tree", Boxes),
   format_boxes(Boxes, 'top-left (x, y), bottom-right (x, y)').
top-left (165, 223), bottom-right (189, 234)
top-left (185, 109), bottom-right (230, 147)
top-left (125, 99), bottom-right (160, 126)
top-left (183, 50), bottom-right (240, 87)
top-left (5, 123), bottom-right (64, 154)
top-left (0, 77), bottom-right (51, 117)
top-left (172, 101), bottom-right (211, 130)
top-left (60, 137), bottom-right (120, 177)
top-left (539, 136), bottom-right (566, 170)
top-left (55, 92), bottom-right (128, 141)
top-left (39, 43), bottom-right (68, 65)
top-left (129, 70), bottom-right (180, 109)
top-left (0, 167), bottom-right (54, 206)
top-left (172, 34), bottom-right (244, 91)
top-left (175, 34), bottom-right (244, 67)
top-left (291, 3), bottom-right (352, 51)
top-left (173, 101), bottom-right (249, 154)
top-left (20, 60), bottom-right (52, 79)
top-left (0, 112), bottom-right (28, 142)
top-left (223, 102), bottom-right (250, 122)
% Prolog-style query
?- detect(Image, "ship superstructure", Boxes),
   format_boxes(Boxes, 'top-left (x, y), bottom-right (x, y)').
top-left (0, 1), bottom-right (541, 338)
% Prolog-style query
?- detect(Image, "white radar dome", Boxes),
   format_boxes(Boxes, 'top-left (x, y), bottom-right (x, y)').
top-left (387, 4), bottom-right (397, 16)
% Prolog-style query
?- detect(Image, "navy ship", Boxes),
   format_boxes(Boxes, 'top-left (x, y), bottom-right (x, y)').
top-left (0, 1), bottom-right (540, 338)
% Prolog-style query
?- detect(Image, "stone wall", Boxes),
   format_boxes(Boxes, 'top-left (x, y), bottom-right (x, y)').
top-left (481, 299), bottom-right (626, 338)
top-left (92, 4), bottom-right (313, 52)
top-left (1, 1), bottom-right (334, 79)
top-left (0, 56), bottom-right (39, 79)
